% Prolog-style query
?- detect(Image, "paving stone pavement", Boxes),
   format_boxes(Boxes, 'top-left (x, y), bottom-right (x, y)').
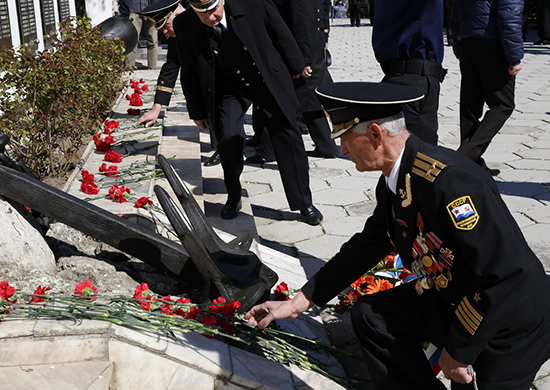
top-left (133, 18), bottom-right (550, 390)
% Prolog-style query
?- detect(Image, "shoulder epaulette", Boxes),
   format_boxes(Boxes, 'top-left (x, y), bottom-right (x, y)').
top-left (412, 152), bottom-right (446, 182)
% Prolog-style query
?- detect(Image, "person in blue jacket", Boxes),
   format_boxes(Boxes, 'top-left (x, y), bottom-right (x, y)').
top-left (450, 0), bottom-right (524, 176)
top-left (372, 0), bottom-right (447, 146)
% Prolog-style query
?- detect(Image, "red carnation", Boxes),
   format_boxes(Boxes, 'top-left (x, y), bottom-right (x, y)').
top-left (74, 279), bottom-right (98, 300)
top-left (141, 85), bottom-right (149, 92)
top-left (127, 108), bottom-right (141, 116)
top-left (135, 196), bottom-right (153, 208)
top-left (81, 180), bottom-right (99, 195)
top-left (99, 163), bottom-right (119, 177)
top-left (32, 285), bottom-right (52, 303)
top-left (108, 184), bottom-right (130, 203)
top-left (274, 281), bottom-right (291, 301)
top-left (129, 93), bottom-right (143, 107)
top-left (104, 150), bottom-right (123, 163)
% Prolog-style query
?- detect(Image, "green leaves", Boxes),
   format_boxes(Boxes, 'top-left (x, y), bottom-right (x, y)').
top-left (0, 17), bottom-right (129, 180)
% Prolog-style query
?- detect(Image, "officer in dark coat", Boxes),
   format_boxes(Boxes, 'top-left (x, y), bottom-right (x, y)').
top-left (246, 82), bottom-right (550, 390)
top-left (273, 0), bottom-right (338, 158)
top-left (173, 0), bottom-right (323, 224)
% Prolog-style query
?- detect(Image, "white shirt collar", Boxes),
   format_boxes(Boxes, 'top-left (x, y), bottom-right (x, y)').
top-left (219, 12), bottom-right (227, 28)
top-left (385, 146), bottom-right (405, 194)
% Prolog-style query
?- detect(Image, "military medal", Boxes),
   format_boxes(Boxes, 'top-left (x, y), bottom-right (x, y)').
top-left (410, 212), bottom-right (454, 294)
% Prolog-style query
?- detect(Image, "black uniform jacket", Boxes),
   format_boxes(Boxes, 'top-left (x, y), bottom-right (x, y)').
top-left (172, 0), bottom-right (305, 132)
top-left (154, 38), bottom-right (180, 106)
top-left (302, 134), bottom-right (550, 376)
top-left (274, 0), bottom-right (332, 112)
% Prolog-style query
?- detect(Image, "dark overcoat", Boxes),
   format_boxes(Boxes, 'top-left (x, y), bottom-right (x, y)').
top-left (172, 0), bottom-right (305, 132)
top-left (302, 134), bottom-right (550, 379)
top-left (154, 38), bottom-right (181, 106)
top-left (273, 0), bottom-right (332, 112)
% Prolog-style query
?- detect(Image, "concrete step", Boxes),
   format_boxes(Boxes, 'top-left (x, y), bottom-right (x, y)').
top-left (0, 360), bottom-right (113, 390)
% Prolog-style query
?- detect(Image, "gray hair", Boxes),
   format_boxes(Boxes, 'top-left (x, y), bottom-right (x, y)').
top-left (351, 113), bottom-right (406, 136)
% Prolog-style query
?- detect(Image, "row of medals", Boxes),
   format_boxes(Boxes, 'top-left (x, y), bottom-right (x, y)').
top-left (411, 228), bottom-right (454, 295)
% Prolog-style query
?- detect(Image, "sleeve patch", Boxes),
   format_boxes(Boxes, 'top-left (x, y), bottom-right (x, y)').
top-left (455, 296), bottom-right (484, 336)
top-left (446, 196), bottom-right (479, 230)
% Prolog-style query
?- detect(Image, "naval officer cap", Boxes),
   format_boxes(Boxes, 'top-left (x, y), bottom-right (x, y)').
top-left (316, 82), bottom-right (424, 139)
top-left (189, 0), bottom-right (220, 12)
top-left (142, 0), bottom-right (181, 30)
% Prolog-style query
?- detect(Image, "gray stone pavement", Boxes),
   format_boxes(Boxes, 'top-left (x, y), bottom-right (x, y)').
top-left (133, 18), bottom-right (550, 390)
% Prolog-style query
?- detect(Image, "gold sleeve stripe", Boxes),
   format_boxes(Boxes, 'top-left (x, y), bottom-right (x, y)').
top-left (455, 297), bottom-right (483, 335)
top-left (412, 152), bottom-right (446, 182)
top-left (156, 86), bottom-right (173, 93)
top-left (456, 307), bottom-right (476, 335)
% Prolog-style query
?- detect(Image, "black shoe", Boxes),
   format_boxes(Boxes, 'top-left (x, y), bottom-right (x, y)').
top-left (221, 199), bottom-right (242, 220)
top-left (300, 205), bottom-right (323, 226)
top-left (246, 155), bottom-right (273, 164)
top-left (307, 149), bottom-right (336, 158)
top-left (204, 152), bottom-right (220, 166)
top-left (487, 168), bottom-right (501, 177)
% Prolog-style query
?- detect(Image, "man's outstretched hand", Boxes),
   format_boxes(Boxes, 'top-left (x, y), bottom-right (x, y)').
top-left (244, 291), bottom-right (314, 329)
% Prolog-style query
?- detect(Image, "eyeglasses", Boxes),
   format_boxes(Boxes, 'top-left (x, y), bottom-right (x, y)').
top-left (148, 11), bottom-right (174, 30)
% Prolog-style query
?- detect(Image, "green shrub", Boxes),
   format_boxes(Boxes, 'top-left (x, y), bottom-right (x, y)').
top-left (0, 17), bottom-right (129, 180)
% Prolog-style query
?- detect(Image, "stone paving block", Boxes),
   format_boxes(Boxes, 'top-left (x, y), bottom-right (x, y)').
top-left (501, 193), bottom-right (546, 212)
top-left (298, 255), bottom-right (334, 277)
top-left (322, 216), bottom-right (372, 237)
top-left (229, 346), bottom-right (294, 390)
top-left (294, 235), bottom-right (351, 261)
top-left (252, 191), bottom-right (297, 211)
top-left (534, 359), bottom-right (550, 389)
top-left (0, 318), bottom-right (36, 339)
top-left (309, 166), bottom-right (350, 180)
top-left (513, 148), bottom-right (550, 160)
top-left (0, 361), bottom-right (113, 390)
top-left (344, 199), bottom-right (378, 217)
top-left (112, 325), bottom-right (168, 353)
top-left (109, 339), bottom-right (215, 390)
top-left (258, 220), bottom-right (324, 244)
top-left (326, 175), bottom-right (380, 192)
top-left (0, 335), bottom-right (109, 365)
top-left (510, 211), bottom-right (537, 229)
top-left (521, 224), bottom-right (550, 269)
top-left (244, 181), bottom-right (273, 198)
top-left (167, 332), bottom-right (233, 379)
top-left (506, 159), bottom-right (550, 170)
top-left (313, 188), bottom-right (370, 207)
top-left (290, 364), bottom-right (347, 390)
top-left (33, 319), bottom-right (111, 338)
top-left (214, 379), bottom-right (249, 390)
top-left (316, 204), bottom-right (350, 222)
top-left (523, 139), bottom-right (550, 149)
top-left (523, 203), bottom-right (550, 224)
top-left (499, 169), bottom-right (550, 183)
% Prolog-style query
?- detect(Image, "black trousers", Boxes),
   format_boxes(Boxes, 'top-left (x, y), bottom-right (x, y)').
top-left (350, 282), bottom-right (541, 390)
top-left (456, 44), bottom-right (515, 166)
top-left (382, 72), bottom-right (441, 146)
top-left (302, 110), bottom-right (338, 156)
top-left (350, 2), bottom-right (362, 26)
top-left (215, 83), bottom-right (313, 210)
top-left (538, 0), bottom-right (550, 42)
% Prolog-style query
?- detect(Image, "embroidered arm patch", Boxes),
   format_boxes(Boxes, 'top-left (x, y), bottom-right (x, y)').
top-left (455, 296), bottom-right (484, 336)
top-left (446, 196), bottom-right (479, 230)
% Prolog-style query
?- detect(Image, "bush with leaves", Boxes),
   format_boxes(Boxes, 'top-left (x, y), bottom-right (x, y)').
top-left (0, 17), bottom-right (129, 180)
